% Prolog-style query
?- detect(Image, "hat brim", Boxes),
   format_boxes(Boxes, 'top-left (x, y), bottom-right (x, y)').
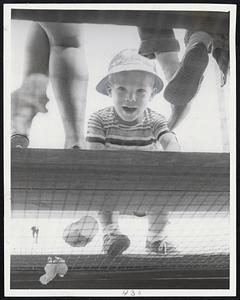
top-left (96, 69), bottom-right (164, 96)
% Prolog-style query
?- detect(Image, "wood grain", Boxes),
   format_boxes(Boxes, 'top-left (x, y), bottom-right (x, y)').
top-left (11, 149), bottom-right (230, 215)
top-left (11, 10), bottom-right (229, 35)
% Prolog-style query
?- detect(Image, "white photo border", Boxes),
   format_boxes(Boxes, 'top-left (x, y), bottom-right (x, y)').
top-left (4, 3), bottom-right (237, 297)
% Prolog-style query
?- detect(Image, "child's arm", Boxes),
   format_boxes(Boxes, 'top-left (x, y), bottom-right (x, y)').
top-left (86, 112), bottom-right (106, 150)
top-left (160, 132), bottom-right (180, 151)
top-left (153, 112), bottom-right (181, 151)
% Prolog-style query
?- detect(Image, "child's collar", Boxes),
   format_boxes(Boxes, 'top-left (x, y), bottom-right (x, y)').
top-left (113, 107), bottom-right (146, 126)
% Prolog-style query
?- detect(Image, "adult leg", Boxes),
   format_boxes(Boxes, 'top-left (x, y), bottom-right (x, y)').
top-left (154, 48), bottom-right (194, 131)
top-left (164, 30), bottom-right (212, 105)
top-left (138, 28), bottom-right (212, 130)
top-left (11, 22), bottom-right (50, 147)
top-left (167, 103), bottom-right (192, 130)
top-left (138, 27), bottom-right (180, 80)
top-left (138, 27), bottom-right (190, 130)
top-left (40, 22), bottom-right (88, 148)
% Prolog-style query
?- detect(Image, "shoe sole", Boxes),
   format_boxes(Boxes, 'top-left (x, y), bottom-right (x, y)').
top-left (11, 134), bottom-right (29, 148)
top-left (164, 43), bottom-right (209, 105)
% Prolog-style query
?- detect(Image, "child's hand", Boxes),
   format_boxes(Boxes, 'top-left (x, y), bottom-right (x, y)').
top-left (160, 132), bottom-right (180, 151)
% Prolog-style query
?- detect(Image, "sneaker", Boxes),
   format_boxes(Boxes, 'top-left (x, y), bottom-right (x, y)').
top-left (146, 237), bottom-right (179, 255)
top-left (72, 145), bottom-right (81, 149)
top-left (103, 225), bottom-right (130, 257)
top-left (11, 134), bottom-right (29, 148)
top-left (164, 42), bottom-right (209, 105)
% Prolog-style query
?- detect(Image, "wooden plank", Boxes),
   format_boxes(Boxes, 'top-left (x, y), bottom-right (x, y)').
top-left (12, 148), bottom-right (229, 168)
top-left (11, 149), bottom-right (230, 214)
top-left (10, 253), bottom-right (229, 289)
top-left (11, 254), bottom-right (229, 272)
top-left (10, 277), bottom-right (230, 289)
top-left (11, 10), bottom-right (229, 35)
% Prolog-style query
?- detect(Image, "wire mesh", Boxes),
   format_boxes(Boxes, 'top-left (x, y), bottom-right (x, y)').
top-left (10, 149), bottom-right (230, 276)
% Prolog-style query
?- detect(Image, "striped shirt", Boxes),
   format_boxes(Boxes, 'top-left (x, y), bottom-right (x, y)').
top-left (86, 106), bottom-right (170, 151)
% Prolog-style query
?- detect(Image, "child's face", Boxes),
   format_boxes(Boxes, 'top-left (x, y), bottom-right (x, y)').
top-left (109, 71), bottom-right (155, 123)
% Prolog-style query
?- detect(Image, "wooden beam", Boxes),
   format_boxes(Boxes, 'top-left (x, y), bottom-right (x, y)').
top-left (11, 254), bottom-right (229, 272)
top-left (10, 254), bottom-right (229, 289)
top-left (11, 149), bottom-right (230, 216)
top-left (11, 10), bottom-right (229, 35)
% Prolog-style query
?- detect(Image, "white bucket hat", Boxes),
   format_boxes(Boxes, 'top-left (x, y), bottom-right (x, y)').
top-left (96, 49), bottom-right (164, 96)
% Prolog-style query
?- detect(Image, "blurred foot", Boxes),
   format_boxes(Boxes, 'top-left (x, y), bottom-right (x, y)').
top-left (164, 42), bottom-right (209, 105)
top-left (11, 74), bottom-right (49, 147)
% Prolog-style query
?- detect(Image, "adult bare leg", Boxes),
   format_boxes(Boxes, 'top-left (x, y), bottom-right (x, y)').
top-left (40, 22), bottom-right (88, 148)
top-left (11, 22), bottom-right (50, 147)
top-left (154, 51), bottom-right (191, 130)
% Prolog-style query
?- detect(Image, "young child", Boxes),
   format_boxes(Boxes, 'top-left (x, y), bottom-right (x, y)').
top-left (85, 49), bottom-right (180, 256)
top-left (87, 49), bottom-right (180, 151)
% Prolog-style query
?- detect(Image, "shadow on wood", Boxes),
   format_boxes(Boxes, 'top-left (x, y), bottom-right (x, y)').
top-left (11, 254), bottom-right (229, 289)
top-left (11, 149), bottom-right (229, 217)
top-left (11, 9), bottom-right (229, 35)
